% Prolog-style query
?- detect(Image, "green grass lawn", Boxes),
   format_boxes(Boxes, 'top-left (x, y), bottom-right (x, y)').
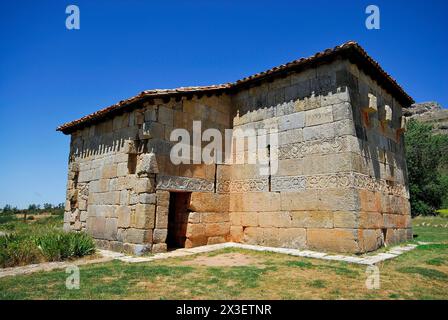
top-left (0, 215), bottom-right (447, 300)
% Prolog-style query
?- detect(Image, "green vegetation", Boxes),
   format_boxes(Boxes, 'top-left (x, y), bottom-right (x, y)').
top-left (437, 209), bottom-right (448, 218)
top-left (1, 203), bottom-right (64, 216)
top-left (396, 267), bottom-right (448, 281)
top-left (307, 279), bottom-right (327, 288)
top-left (0, 216), bottom-right (446, 300)
top-left (404, 119), bottom-right (448, 216)
top-left (0, 214), bottom-right (95, 268)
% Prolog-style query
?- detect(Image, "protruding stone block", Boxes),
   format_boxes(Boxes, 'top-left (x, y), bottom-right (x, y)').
top-left (136, 153), bottom-right (159, 176)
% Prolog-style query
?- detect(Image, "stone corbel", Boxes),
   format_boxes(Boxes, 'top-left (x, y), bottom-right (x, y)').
top-left (365, 93), bottom-right (378, 114)
top-left (362, 93), bottom-right (378, 127)
top-left (395, 116), bottom-right (407, 140)
top-left (379, 104), bottom-right (393, 133)
top-left (136, 152), bottom-right (159, 176)
top-left (122, 139), bottom-right (138, 154)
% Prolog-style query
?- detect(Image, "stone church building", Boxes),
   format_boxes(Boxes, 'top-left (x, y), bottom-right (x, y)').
top-left (58, 41), bottom-right (413, 254)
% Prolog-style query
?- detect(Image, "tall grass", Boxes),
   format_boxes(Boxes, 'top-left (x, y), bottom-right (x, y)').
top-left (0, 231), bottom-right (95, 268)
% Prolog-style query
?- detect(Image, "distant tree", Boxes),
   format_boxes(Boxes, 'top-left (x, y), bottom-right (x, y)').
top-left (43, 203), bottom-right (53, 210)
top-left (405, 119), bottom-right (448, 216)
top-left (2, 204), bottom-right (12, 214)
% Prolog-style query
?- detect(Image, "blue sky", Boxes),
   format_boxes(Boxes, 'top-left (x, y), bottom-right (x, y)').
top-left (0, 0), bottom-right (447, 208)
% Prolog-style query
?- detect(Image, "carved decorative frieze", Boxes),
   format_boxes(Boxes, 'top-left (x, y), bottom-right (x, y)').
top-left (156, 176), bottom-right (214, 192)
top-left (217, 180), bottom-right (230, 193)
top-left (278, 136), bottom-right (346, 160)
top-left (218, 172), bottom-right (407, 197)
top-left (306, 173), bottom-right (351, 189)
top-left (157, 172), bottom-right (407, 197)
top-left (229, 179), bottom-right (268, 192)
top-left (271, 176), bottom-right (306, 191)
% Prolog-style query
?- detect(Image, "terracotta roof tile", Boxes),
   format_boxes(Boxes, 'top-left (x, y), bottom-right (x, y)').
top-left (57, 41), bottom-right (414, 134)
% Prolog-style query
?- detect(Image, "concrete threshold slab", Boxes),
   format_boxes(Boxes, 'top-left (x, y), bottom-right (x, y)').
top-left (103, 242), bottom-right (420, 266)
top-left (0, 242), bottom-right (421, 278)
top-left (0, 255), bottom-right (113, 279)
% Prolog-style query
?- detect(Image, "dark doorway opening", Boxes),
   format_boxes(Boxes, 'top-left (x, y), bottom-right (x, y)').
top-left (166, 192), bottom-right (191, 249)
top-left (382, 228), bottom-right (388, 245)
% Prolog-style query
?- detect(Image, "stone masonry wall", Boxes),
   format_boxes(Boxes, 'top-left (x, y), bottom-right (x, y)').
top-left (64, 59), bottom-right (412, 254)
top-left (227, 60), bottom-right (411, 253)
top-left (64, 95), bottom-right (232, 254)
top-left (346, 62), bottom-right (412, 250)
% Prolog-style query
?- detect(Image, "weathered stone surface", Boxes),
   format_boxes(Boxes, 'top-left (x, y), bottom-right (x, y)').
top-left (307, 228), bottom-right (359, 253)
top-left (241, 212), bottom-right (258, 227)
top-left (139, 193), bottom-right (156, 204)
top-left (155, 206), bottom-right (168, 229)
top-left (186, 223), bottom-right (205, 239)
top-left (201, 212), bottom-right (230, 223)
top-left (158, 106), bottom-right (174, 126)
top-left (384, 228), bottom-right (407, 245)
top-left (290, 211), bottom-right (333, 228)
top-left (152, 229), bottom-right (167, 243)
top-left (359, 212), bottom-right (384, 229)
top-left (152, 243), bottom-right (167, 253)
top-left (141, 121), bottom-right (164, 139)
top-left (230, 226), bottom-right (244, 242)
top-left (126, 228), bottom-right (153, 244)
top-left (189, 193), bottom-right (229, 212)
top-left (205, 222), bottom-right (230, 237)
top-left (280, 190), bottom-right (318, 211)
top-left (277, 228), bottom-right (306, 248)
top-left (358, 229), bottom-right (383, 252)
top-left (117, 206), bottom-right (131, 228)
top-left (278, 112), bottom-right (305, 131)
top-left (305, 106), bottom-right (333, 127)
top-left (333, 211), bottom-right (358, 228)
top-left (207, 236), bottom-right (227, 245)
top-left (187, 212), bottom-right (201, 224)
top-left (230, 193), bottom-right (281, 212)
top-left (104, 218), bottom-right (118, 240)
top-left (276, 159), bottom-right (303, 176)
top-left (258, 211), bottom-right (292, 228)
top-left (136, 153), bottom-right (159, 176)
top-left (131, 204), bottom-right (155, 229)
top-left (156, 190), bottom-right (170, 206)
top-left (80, 211), bottom-right (88, 222)
top-left (135, 177), bottom-right (155, 193)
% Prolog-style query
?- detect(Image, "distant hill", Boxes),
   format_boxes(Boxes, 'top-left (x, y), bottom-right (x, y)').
top-left (404, 101), bottom-right (448, 134)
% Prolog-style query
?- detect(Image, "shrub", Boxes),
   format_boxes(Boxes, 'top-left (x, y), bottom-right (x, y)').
top-left (0, 214), bottom-right (17, 225)
top-left (35, 231), bottom-right (73, 261)
top-left (70, 232), bottom-right (95, 257)
top-left (35, 231), bottom-right (95, 261)
top-left (0, 234), bottom-right (43, 268)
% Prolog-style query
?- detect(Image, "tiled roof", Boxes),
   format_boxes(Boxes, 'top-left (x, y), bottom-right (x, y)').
top-left (57, 41), bottom-right (414, 134)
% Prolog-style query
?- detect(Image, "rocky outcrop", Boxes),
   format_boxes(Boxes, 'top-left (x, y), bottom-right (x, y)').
top-left (404, 102), bottom-right (448, 134)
